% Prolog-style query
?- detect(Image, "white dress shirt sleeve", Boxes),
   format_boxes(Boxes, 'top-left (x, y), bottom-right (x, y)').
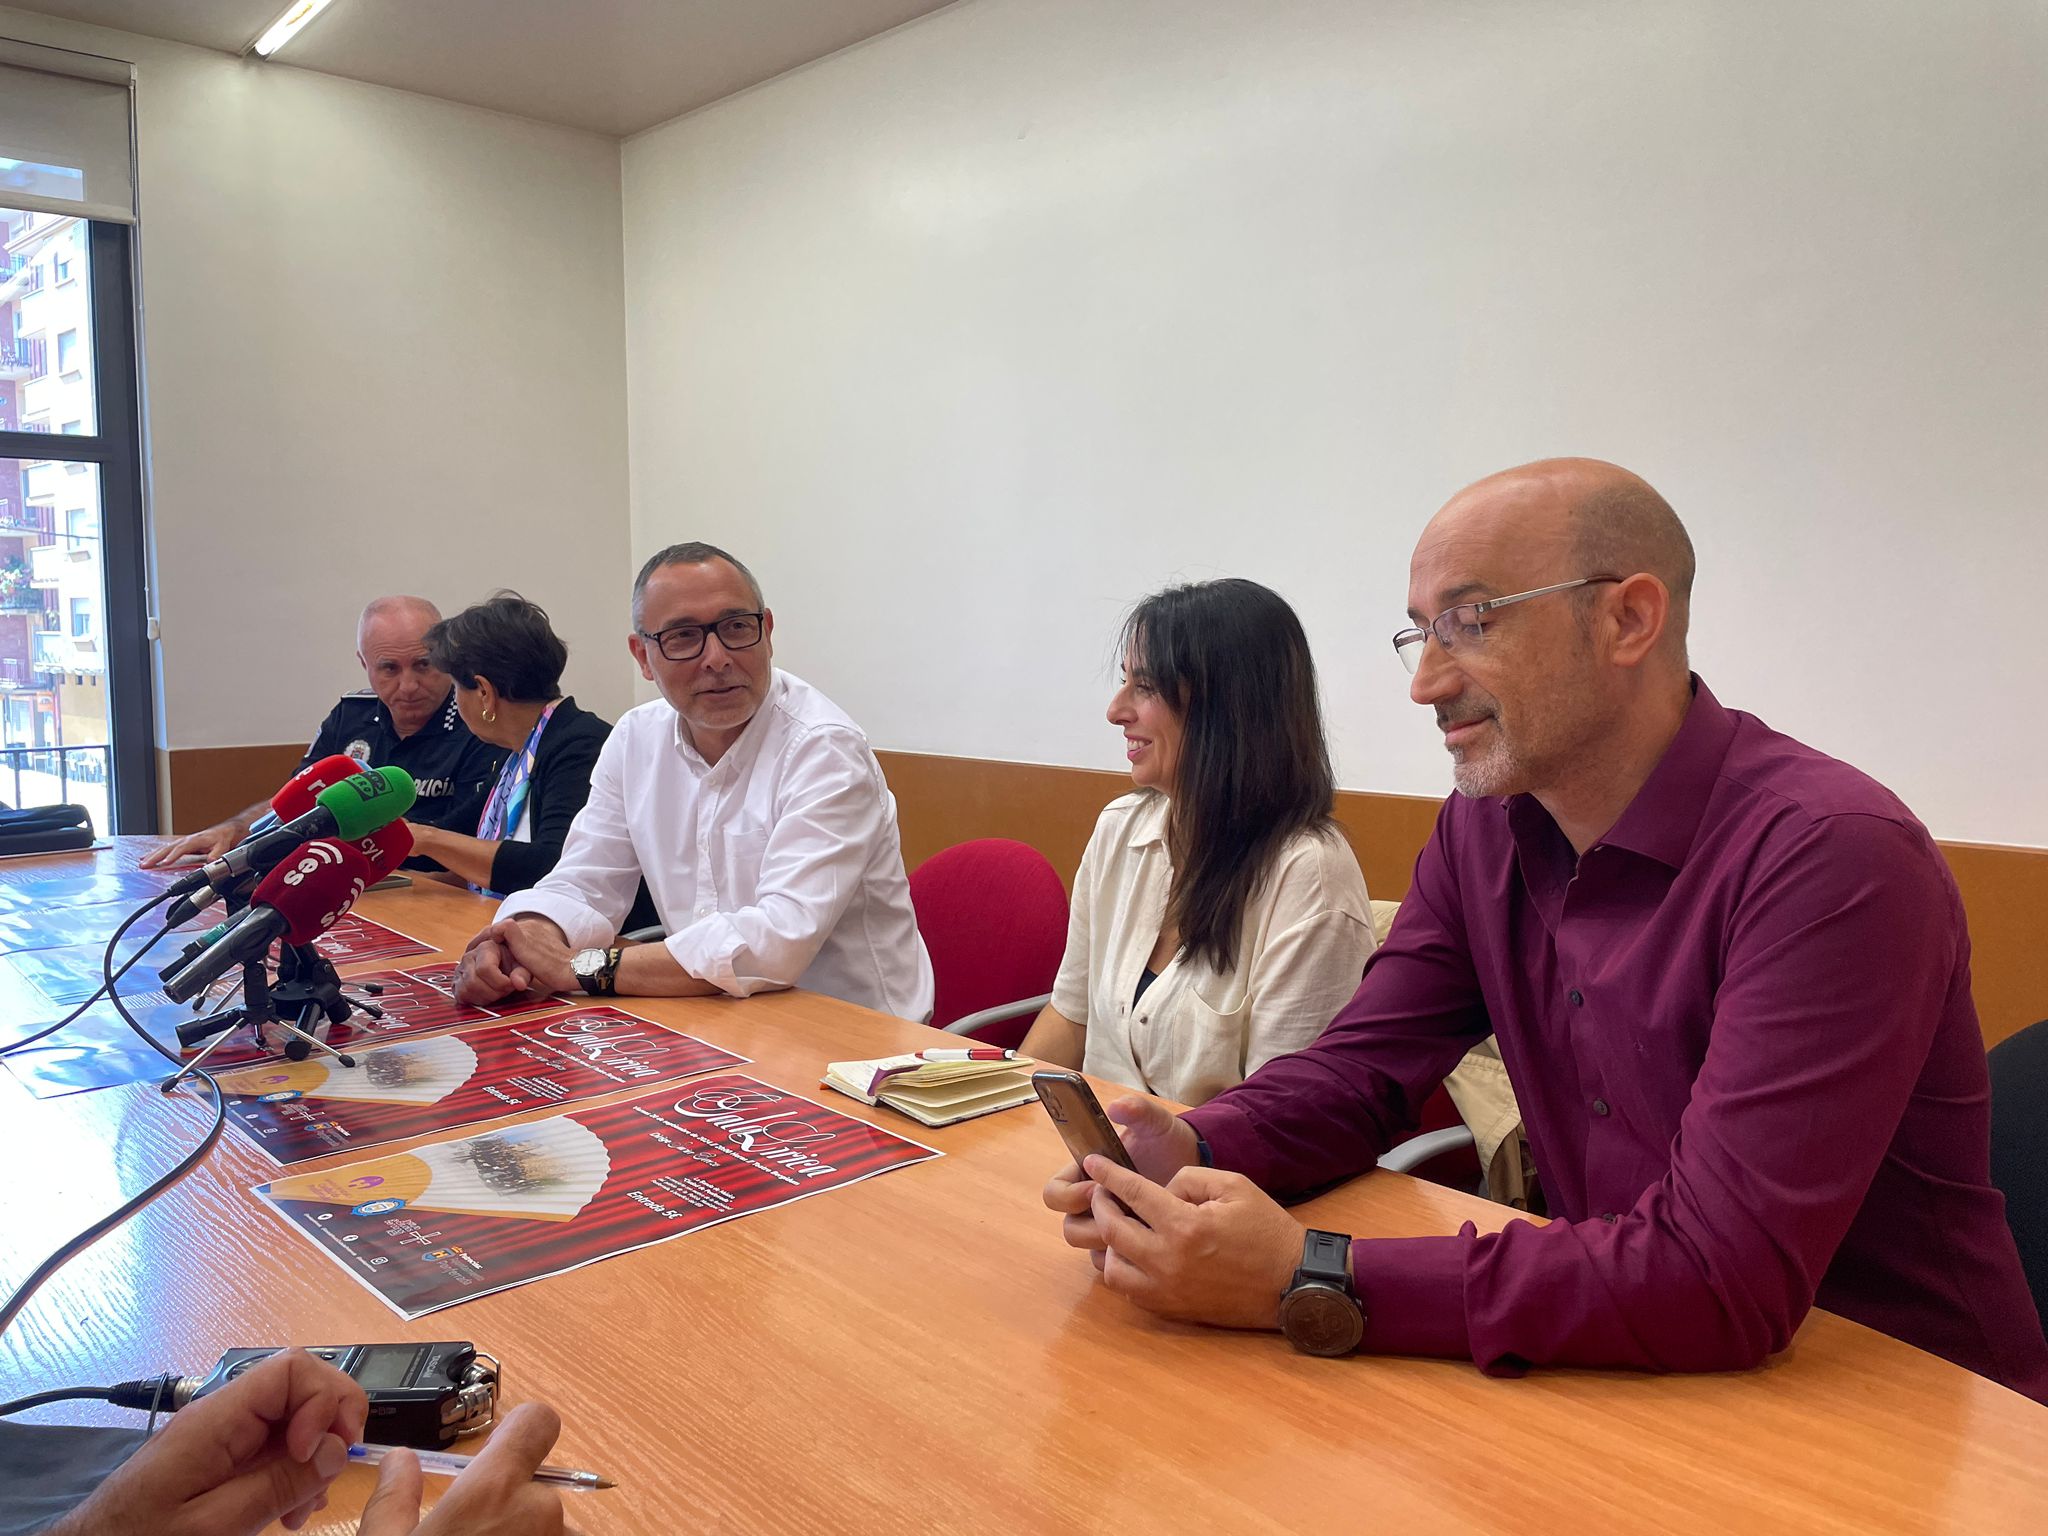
top-left (494, 725), bottom-right (641, 949)
top-left (663, 727), bottom-right (895, 997)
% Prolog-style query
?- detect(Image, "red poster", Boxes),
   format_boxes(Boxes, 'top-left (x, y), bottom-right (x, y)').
top-left (191, 965), bottom-right (575, 1069)
top-left (219, 1009), bottom-right (751, 1164)
top-left (253, 1074), bottom-right (940, 1318)
top-left (313, 913), bottom-right (437, 967)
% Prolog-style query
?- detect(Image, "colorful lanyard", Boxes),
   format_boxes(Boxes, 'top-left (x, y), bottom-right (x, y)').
top-left (474, 700), bottom-right (559, 894)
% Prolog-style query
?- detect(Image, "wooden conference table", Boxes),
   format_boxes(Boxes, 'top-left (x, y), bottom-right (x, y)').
top-left (2, 842), bottom-right (2047, 1535)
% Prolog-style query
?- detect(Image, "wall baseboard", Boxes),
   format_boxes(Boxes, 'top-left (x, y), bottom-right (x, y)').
top-left (158, 742), bottom-right (2045, 1049)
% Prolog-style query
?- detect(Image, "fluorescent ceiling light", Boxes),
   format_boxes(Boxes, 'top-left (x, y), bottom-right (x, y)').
top-left (251, 0), bottom-right (338, 58)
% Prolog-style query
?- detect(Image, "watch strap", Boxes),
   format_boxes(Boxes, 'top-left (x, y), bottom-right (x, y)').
top-left (1297, 1228), bottom-right (1353, 1289)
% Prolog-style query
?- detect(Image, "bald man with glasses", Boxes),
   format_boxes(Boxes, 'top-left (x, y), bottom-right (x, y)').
top-left (1044, 459), bottom-right (2048, 1403)
top-left (455, 541), bottom-right (932, 1022)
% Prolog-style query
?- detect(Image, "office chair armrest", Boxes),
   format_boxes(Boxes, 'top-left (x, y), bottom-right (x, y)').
top-left (620, 924), bottom-right (668, 944)
top-left (1378, 1126), bottom-right (1475, 1173)
top-left (943, 993), bottom-right (1054, 1037)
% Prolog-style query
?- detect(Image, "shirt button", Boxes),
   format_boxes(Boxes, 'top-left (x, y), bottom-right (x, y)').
top-left (1568, 988), bottom-right (1584, 1006)
top-left (1592, 1098), bottom-right (1610, 1116)
top-left (1601, 1212), bottom-right (1618, 1224)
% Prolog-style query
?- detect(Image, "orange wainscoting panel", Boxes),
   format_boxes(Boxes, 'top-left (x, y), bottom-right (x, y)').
top-left (874, 749), bottom-right (2048, 1050)
top-left (160, 743), bottom-right (2046, 1049)
top-left (159, 743), bottom-right (310, 835)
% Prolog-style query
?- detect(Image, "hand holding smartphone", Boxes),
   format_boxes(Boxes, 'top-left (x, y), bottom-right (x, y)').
top-left (1032, 1069), bottom-right (1143, 1220)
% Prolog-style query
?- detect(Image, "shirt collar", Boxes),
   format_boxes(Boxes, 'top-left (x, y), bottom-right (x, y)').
top-left (1586, 674), bottom-right (1735, 870)
top-left (1124, 791), bottom-right (1171, 850)
top-left (670, 670), bottom-right (786, 776)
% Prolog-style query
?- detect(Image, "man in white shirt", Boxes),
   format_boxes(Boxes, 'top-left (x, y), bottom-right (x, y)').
top-left (454, 542), bottom-right (933, 1021)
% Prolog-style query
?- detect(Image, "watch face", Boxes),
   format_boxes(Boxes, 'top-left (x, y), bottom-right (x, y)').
top-left (1280, 1283), bottom-right (1364, 1358)
top-left (572, 950), bottom-right (605, 978)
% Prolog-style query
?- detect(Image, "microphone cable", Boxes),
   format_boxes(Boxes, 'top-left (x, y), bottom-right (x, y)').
top-left (0, 895), bottom-right (227, 1343)
top-left (0, 887), bottom-right (184, 1056)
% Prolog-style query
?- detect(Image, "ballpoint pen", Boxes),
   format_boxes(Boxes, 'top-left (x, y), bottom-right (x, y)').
top-left (346, 1442), bottom-right (616, 1490)
top-left (917, 1047), bottom-right (1017, 1062)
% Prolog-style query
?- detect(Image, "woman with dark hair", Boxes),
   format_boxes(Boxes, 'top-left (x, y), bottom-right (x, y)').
top-left (409, 593), bottom-right (611, 898)
top-left (1020, 578), bottom-right (1374, 1106)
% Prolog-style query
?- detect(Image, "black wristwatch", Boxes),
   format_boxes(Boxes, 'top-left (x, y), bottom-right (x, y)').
top-left (1278, 1229), bottom-right (1365, 1357)
top-left (571, 947), bottom-right (622, 997)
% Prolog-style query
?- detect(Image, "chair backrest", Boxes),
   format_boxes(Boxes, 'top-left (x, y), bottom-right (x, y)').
top-left (908, 839), bottom-right (1069, 1044)
top-left (1989, 1018), bottom-right (2048, 1332)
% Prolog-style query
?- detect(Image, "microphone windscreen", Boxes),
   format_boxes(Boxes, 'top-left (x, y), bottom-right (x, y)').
top-left (271, 754), bottom-right (367, 820)
top-left (250, 839), bottom-right (377, 945)
top-left (351, 819), bottom-right (415, 881)
top-left (313, 766), bottom-right (419, 841)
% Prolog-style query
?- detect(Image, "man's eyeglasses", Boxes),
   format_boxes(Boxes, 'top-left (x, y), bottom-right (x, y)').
top-left (1392, 577), bottom-right (1620, 675)
top-left (638, 611), bottom-right (766, 663)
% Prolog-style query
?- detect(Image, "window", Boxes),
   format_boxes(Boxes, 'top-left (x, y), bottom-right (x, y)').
top-left (0, 205), bottom-right (150, 831)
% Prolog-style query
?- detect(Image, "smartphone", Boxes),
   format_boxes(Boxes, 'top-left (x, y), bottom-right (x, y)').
top-left (1032, 1069), bottom-right (1143, 1220)
top-left (367, 873), bottom-right (413, 891)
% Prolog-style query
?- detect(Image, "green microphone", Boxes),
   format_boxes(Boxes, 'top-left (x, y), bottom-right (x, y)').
top-left (167, 766), bottom-right (418, 922)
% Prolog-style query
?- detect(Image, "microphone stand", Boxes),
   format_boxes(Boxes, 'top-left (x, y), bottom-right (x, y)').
top-left (166, 942), bottom-right (387, 1092)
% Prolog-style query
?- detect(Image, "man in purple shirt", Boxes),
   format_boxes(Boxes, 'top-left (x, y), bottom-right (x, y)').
top-left (1045, 458), bottom-right (2048, 1401)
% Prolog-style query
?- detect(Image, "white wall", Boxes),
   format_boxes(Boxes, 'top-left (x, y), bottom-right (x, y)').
top-left (0, 6), bottom-right (639, 758)
top-left (622, 0), bottom-right (2048, 848)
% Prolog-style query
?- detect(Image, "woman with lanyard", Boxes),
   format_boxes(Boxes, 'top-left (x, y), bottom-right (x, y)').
top-left (408, 593), bottom-right (614, 900)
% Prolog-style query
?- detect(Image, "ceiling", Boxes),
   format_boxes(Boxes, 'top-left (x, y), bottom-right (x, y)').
top-left (2, 0), bottom-right (958, 136)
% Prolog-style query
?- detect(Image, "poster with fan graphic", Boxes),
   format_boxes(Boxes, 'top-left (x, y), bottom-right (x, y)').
top-left (253, 1074), bottom-right (941, 1318)
top-left (219, 1009), bottom-right (751, 1164)
top-left (312, 913), bottom-right (436, 967)
top-left (190, 964), bottom-right (576, 1069)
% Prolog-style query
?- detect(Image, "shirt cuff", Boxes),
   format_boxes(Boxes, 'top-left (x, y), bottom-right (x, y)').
top-left (1180, 1098), bottom-right (1272, 1181)
top-left (663, 914), bottom-right (749, 998)
top-left (1351, 1229), bottom-right (1479, 1363)
top-left (495, 888), bottom-right (612, 952)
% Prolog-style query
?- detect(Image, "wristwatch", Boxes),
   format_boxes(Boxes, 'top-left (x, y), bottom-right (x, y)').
top-left (571, 947), bottom-right (622, 997)
top-left (1278, 1229), bottom-right (1365, 1357)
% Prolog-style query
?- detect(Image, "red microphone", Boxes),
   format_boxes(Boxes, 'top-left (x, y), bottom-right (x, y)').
top-left (349, 819), bottom-right (415, 880)
top-left (161, 840), bottom-right (375, 1003)
top-left (269, 753), bottom-right (367, 822)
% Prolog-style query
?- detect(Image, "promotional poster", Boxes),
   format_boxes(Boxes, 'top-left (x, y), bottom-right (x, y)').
top-left (219, 1009), bottom-right (751, 1163)
top-left (189, 964), bottom-right (575, 1070)
top-left (254, 1074), bottom-right (941, 1317)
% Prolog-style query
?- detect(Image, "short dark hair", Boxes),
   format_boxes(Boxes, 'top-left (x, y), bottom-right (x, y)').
top-left (632, 542), bottom-right (764, 625)
top-left (423, 592), bottom-right (569, 703)
top-left (1120, 578), bottom-right (1337, 975)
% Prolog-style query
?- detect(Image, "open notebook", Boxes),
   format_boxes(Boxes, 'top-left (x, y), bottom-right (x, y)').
top-left (822, 1051), bottom-right (1039, 1128)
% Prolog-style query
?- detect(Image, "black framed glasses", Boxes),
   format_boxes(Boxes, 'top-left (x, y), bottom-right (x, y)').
top-left (1392, 577), bottom-right (1620, 675)
top-left (638, 611), bottom-right (766, 663)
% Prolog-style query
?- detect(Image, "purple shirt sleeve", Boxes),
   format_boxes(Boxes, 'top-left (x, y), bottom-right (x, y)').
top-left (1194, 811), bottom-right (1963, 1375)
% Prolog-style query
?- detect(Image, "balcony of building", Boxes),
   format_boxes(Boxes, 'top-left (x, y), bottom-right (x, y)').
top-left (0, 500), bottom-right (53, 537)
top-left (0, 336), bottom-right (45, 382)
top-left (0, 252), bottom-right (40, 303)
top-left (28, 540), bottom-right (89, 587)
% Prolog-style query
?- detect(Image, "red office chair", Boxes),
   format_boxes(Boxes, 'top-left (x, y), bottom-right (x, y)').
top-left (908, 839), bottom-right (1069, 1047)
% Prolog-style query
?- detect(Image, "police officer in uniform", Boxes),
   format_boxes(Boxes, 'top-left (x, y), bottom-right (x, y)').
top-left (142, 596), bottom-right (508, 869)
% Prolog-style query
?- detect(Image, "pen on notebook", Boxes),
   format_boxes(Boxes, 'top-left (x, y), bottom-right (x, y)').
top-left (918, 1047), bottom-right (1017, 1062)
top-left (346, 1442), bottom-right (616, 1490)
